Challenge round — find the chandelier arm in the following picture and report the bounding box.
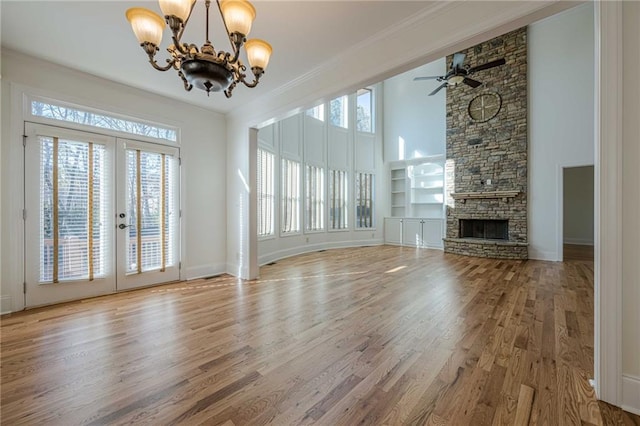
[178,69,194,91]
[224,81,237,98]
[177,1,198,40]
[239,67,264,88]
[216,0,242,60]
[171,34,190,55]
[149,59,175,72]
[141,42,174,71]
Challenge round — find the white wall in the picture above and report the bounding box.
[563,166,594,245]
[383,58,446,161]
[622,0,640,399]
[0,51,227,312]
[528,4,595,261]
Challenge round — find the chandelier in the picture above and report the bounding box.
[126,0,272,98]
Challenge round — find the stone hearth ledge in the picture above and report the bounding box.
[443,238,528,246]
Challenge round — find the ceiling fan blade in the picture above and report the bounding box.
[463,77,482,88]
[452,52,466,70]
[468,58,506,74]
[413,76,441,81]
[428,82,448,96]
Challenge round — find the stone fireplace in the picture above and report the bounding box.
[443,27,529,260]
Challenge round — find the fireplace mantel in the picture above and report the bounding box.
[450,190,520,203]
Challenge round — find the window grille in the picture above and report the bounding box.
[355,172,374,228]
[329,169,348,229]
[281,159,301,233]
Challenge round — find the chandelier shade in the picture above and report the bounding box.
[126,8,166,47]
[125,0,272,98]
[158,0,195,22]
[220,0,256,36]
[245,39,272,70]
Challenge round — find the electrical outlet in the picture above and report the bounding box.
[486,179,492,185]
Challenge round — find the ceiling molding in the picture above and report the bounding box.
[228,1,580,128]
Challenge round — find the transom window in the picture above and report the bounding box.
[30,96,178,142]
[329,95,348,128]
[356,88,374,133]
[305,104,325,122]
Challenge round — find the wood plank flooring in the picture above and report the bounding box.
[563,244,594,262]
[2,246,639,425]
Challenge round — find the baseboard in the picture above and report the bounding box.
[258,239,385,266]
[622,375,640,415]
[528,248,559,261]
[563,238,594,246]
[225,262,249,279]
[1,295,13,315]
[185,263,227,281]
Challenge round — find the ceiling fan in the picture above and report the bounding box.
[414,53,506,96]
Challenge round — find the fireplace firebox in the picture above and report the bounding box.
[459,219,508,240]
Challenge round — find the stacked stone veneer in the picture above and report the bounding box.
[443,27,528,260]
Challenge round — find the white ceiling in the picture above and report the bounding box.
[1,1,434,115]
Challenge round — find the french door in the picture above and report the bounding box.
[115,139,180,291]
[24,123,180,307]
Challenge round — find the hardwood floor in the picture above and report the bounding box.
[2,246,639,425]
[563,244,594,262]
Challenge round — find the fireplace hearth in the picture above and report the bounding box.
[460,219,508,240]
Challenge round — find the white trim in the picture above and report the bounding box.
[258,239,384,267]
[185,263,227,281]
[594,0,623,406]
[1,296,13,315]
[622,375,640,415]
[528,248,558,262]
[563,238,594,246]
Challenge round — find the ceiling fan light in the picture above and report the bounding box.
[126,8,166,46]
[220,0,256,36]
[245,38,272,70]
[449,75,465,86]
[158,0,194,22]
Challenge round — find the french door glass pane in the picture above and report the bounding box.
[39,137,108,282]
[125,149,176,273]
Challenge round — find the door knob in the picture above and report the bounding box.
[118,223,130,229]
[119,213,126,218]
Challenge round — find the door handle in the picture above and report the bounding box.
[118,223,130,229]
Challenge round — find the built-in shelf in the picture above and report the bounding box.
[390,157,445,219]
[451,190,520,203]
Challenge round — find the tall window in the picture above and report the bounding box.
[305,165,324,231]
[257,149,275,237]
[355,172,374,228]
[125,149,177,273]
[329,95,348,128]
[356,88,374,133]
[281,159,301,233]
[39,137,109,282]
[305,104,325,121]
[329,169,348,230]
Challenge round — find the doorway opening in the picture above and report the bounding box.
[562,165,594,262]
